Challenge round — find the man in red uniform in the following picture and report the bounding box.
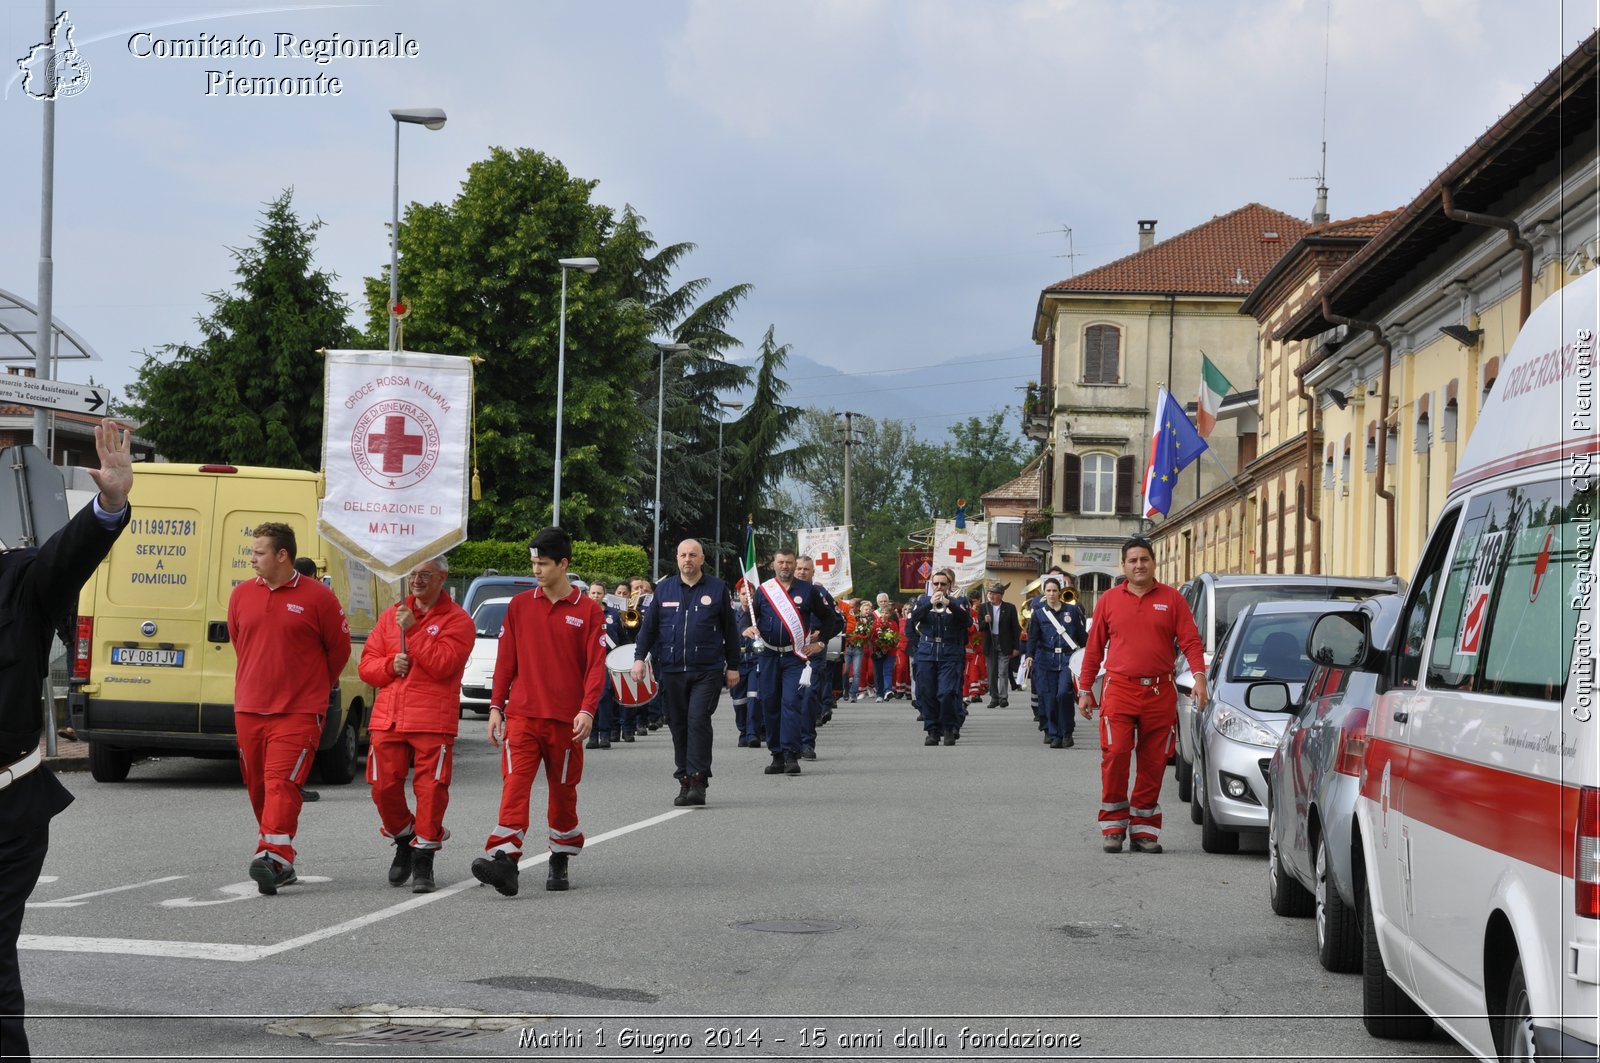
[472,527,606,896]
[358,554,474,893]
[1076,536,1207,854]
[228,522,352,894]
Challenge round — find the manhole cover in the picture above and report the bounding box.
[733,919,848,934]
[329,1025,481,1045]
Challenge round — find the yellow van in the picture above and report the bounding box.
[66,463,394,783]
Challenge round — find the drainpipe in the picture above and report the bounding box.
[1292,363,1321,573]
[1320,295,1396,577]
[1441,186,1533,326]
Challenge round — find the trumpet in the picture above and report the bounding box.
[622,592,643,630]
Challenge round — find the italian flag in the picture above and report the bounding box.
[1197,353,1232,439]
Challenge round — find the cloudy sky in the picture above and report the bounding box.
[1,0,1594,421]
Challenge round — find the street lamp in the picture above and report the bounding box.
[552,257,600,526]
[388,107,447,351]
[653,342,691,580]
[714,400,745,577]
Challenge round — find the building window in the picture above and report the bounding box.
[1441,399,1459,443]
[1081,453,1116,514]
[993,519,1022,553]
[1083,324,1121,384]
[1414,412,1431,454]
[1078,571,1113,611]
[1323,450,1335,489]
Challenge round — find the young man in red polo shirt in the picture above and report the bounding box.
[358,553,475,893]
[1076,536,1207,854]
[472,527,606,896]
[228,522,352,894]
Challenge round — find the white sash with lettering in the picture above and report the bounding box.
[1040,604,1080,652]
[760,577,813,686]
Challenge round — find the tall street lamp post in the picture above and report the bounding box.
[652,342,691,580]
[552,257,600,527]
[388,107,446,351]
[714,400,744,578]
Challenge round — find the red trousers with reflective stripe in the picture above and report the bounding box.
[368,729,454,848]
[235,711,322,866]
[486,716,584,859]
[1096,677,1177,841]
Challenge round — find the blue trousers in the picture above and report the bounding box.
[733,661,758,741]
[872,654,894,698]
[913,654,964,735]
[1035,662,1077,741]
[758,651,809,756]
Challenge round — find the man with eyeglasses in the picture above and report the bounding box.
[358,555,475,892]
[906,568,972,746]
[743,547,841,776]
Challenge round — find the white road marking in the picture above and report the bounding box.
[161,876,332,908]
[27,875,188,908]
[35,876,58,884]
[20,809,691,962]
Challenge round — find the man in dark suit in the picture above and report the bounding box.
[0,419,132,1061]
[978,582,1021,707]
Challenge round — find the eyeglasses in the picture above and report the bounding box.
[931,582,950,588]
[409,571,440,582]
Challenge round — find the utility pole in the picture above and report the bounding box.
[837,411,863,533]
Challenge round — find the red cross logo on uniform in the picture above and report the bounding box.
[367,415,425,474]
[948,539,973,563]
[817,552,836,573]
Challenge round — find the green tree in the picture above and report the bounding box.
[723,327,811,566]
[906,412,1030,520]
[126,189,357,468]
[361,147,655,541]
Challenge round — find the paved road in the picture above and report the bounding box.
[20,694,1468,1060]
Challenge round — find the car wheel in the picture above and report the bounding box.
[314,719,359,785]
[1361,879,1434,1038]
[1496,958,1534,1062]
[1316,835,1361,972]
[1268,806,1314,917]
[1199,784,1240,854]
[1175,752,1194,804]
[87,740,131,783]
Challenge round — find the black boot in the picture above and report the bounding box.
[546,852,570,891]
[924,732,941,746]
[410,849,436,893]
[470,851,519,896]
[764,754,786,775]
[673,778,691,806]
[784,755,802,775]
[685,774,707,806]
[388,832,415,886]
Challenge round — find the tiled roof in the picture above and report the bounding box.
[1044,203,1313,296]
[982,454,1042,503]
[1306,209,1400,240]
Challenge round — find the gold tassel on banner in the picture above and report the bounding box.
[469,355,485,501]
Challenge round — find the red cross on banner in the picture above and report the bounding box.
[368,415,425,474]
[948,539,973,563]
[816,552,836,573]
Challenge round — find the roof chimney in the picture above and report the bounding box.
[1137,219,1158,251]
[1312,183,1329,225]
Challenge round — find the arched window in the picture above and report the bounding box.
[1083,324,1121,384]
[1276,490,1286,574]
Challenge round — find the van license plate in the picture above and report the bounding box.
[111,648,185,667]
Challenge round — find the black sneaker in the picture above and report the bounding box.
[764,755,786,775]
[471,851,520,896]
[784,756,801,775]
[546,852,570,891]
[249,856,297,896]
[410,849,436,894]
[388,832,416,886]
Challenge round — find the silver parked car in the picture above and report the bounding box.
[1172,573,1403,803]
[1189,599,1356,854]
[1264,594,1402,972]
[459,596,513,716]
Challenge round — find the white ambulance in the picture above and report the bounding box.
[1302,278,1598,1060]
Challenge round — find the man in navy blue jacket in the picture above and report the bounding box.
[907,567,973,746]
[743,547,842,776]
[633,540,741,806]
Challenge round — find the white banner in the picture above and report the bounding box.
[796,525,852,597]
[319,349,473,578]
[932,517,989,591]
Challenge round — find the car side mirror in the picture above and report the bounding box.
[1307,611,1370,668]
[1245,681,1291,713]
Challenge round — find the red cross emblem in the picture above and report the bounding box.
[817,552,836,573]
[948,539,973,563]
[368,415,425,474]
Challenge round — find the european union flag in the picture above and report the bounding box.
[1141,386,1209,517]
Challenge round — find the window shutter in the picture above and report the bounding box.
[1115,455,1137,514]
[1083,330,1102,383]
[1061,454,1082,514]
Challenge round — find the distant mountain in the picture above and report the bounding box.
[770,344,1037,442]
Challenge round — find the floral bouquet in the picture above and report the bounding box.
[873,624,900,655]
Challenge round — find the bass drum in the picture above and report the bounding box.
[605,644,659,706]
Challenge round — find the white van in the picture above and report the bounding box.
[1302,280,1598,1060]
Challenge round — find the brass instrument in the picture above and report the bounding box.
[622,592,643,630]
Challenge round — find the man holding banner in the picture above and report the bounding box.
[743,547,841,776]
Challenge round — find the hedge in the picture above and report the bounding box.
[445,539,650,591]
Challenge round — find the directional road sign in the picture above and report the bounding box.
[0,374,109,414]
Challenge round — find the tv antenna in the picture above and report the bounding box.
[1037,224,1081,274]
